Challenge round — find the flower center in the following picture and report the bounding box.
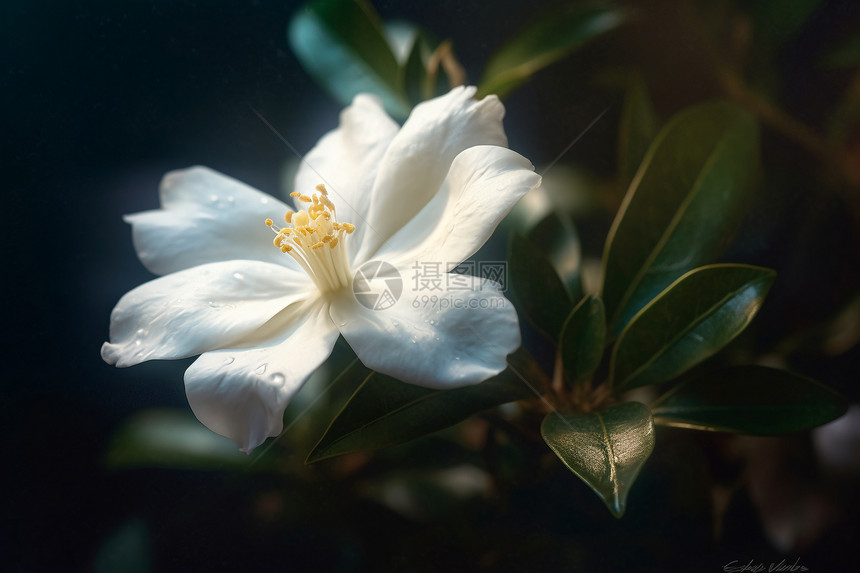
[266,183,356,293]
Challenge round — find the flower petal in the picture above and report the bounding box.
[375,145,540,270]
[293,94,399,262]
[184,301,339,452]
[101,260,313,368]
[355,86,509,263]
[126,166,294,275]
[330,280,520,389]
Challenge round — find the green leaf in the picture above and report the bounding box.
[288,0,410,118]
[307,350,540,463]
[477,4,627,99]
[104,409,252,470]
[652,366,848,434]
[823,33,860,69]
[741,0,820,55]
[541,402,655,518]
[617,78,658,189]
[601,101,760,336]
[611,264,775,390]
[402,31,428,107]
[509,232,574,341]
[527,212,584,299]
[559,294,606,387]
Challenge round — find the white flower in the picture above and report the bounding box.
[101,86,541,452]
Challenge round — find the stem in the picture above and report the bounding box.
[716,64,840,167]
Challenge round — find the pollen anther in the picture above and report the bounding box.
[264,184,356,293]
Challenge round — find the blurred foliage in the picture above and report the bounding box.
[98,0,860,568]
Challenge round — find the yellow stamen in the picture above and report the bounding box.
[264,184,356,293]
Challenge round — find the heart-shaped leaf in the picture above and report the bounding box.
[652,365,848,434]
[541,401,655,518]
[559,294,606,387]
[611,264,775,390]
[307,350,541,463]
[601,101,760,336]
[288,0,410,118]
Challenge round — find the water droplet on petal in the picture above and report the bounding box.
[209,194,219,202]
[207,301,219,308]
[227,196,235,203]
[233,272,245,281]
[271,373,285,386]
[255,364,267,375]
[222,357,235,365]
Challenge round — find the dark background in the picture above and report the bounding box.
[4,0,859,571]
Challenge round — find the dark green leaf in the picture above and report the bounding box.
[402,32,428,107]
[509,232,575,341]
[601,101,760,335]
[618,78,658,189]
[611,264,775,390]
[541,402,655,518]
[104,409,252,470]
[307,350,540,463]
[477,4,627,99]
[823,33,860,69]
[741,0,820,55]
[288,0,409,117]
[559,294,606,387]
[527,212,584,299]
[652,365,848,434]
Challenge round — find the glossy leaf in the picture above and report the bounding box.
[652,366,848,434]
[288,0,410,118]
[509,232,575,341]
[541,401,655,518]
[104,409,252,470]
[611,264,775,390]
[617,78,657,189]
[477,4,627,99]
[307,351,540,463]
[601,101,759,335]
[559,294,606,387]
[528,212,583,299]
